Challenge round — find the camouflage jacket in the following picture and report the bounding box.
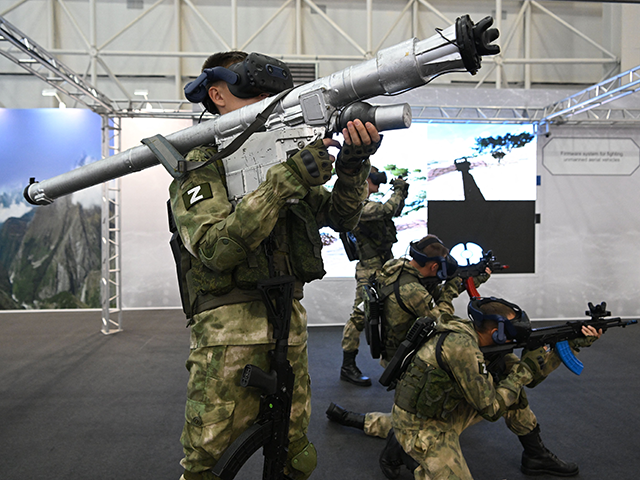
[169,145,369,348]
[393,314,535,430]
[353,187,406,261]
[378,258,460,362]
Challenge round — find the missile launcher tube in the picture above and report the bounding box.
[25,17,494,205]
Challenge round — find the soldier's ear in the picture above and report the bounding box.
[430,262,440,275]
[477,327,499,347]
[208,85,226,109]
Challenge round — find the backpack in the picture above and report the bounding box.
[362,272,419,359]
[362,277,383,358]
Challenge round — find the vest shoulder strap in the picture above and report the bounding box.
[435,331,452,375]
[377,271,420,317]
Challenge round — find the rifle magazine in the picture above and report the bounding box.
[556,340,584,376]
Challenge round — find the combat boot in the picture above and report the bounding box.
[379,429,419,479]
[325,402,365,430]
[518,425,579,477]
[340,349,371,386]
[379,430,403,480]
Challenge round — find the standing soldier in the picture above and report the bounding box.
[339,168,409,386]
[171,50,381,480]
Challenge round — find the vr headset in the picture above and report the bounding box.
[409,238,458,281]
[369,170,388,186]
[184,52,293,107]
[467,297,531,345]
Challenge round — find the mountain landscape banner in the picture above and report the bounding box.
[0,108,102,309]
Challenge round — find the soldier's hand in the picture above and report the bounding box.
[337,120,382,172]
[473,269,491,288]
[286,138,337,187]
[569,325,602,350]
[520,346,549,387]
[391,177,409,195]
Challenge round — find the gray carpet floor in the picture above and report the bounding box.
[0,309,638,480]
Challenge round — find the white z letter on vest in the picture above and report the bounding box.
[188,186,204,206]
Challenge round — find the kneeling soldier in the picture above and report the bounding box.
[384,298,600,479]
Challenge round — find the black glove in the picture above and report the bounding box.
[391,177,409,195]
[285,139,333,187]
[335,138,382,172]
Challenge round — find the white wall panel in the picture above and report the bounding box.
[451,124,640,320]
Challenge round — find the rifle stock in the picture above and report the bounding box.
[25,14,500,206]
[211,421,274,480]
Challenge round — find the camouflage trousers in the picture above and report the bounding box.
[364,411,392,439]
[341,254,388,352]
[392,403,537,479]
[180,342,314,479]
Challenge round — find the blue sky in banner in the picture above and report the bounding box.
[0,108,102,222]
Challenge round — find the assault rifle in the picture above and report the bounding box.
[481,301,638,376]
[379,316,437,388]
[211,275,296,480]
[379,302,638,388]
[25,14,499,206]
[457,250,508,298]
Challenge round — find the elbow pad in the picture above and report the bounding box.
[199,235,247,272]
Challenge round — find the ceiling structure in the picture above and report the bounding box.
[1,0,638,123]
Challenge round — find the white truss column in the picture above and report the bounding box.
[101,115,123,335]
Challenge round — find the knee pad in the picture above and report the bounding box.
[287,436,317,479]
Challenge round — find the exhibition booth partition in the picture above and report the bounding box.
[1,107,639,322]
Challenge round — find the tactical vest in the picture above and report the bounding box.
[353,213,397,261]
[394,332,465,420]
[168,145,326,320]
[379,267,439,361]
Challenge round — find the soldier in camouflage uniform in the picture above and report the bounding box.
[328,235,488,438]
[383,298,601,480]
[340,167,409,386]
[172,51,381,480]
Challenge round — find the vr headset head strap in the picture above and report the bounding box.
[184,53,293,109]
[410,238,457,281]
[467,296,531,344]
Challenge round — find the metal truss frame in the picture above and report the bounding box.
[100,116,123,335]
[1,14,124,332]
[0,15,117,114]
[538,64,640,127]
